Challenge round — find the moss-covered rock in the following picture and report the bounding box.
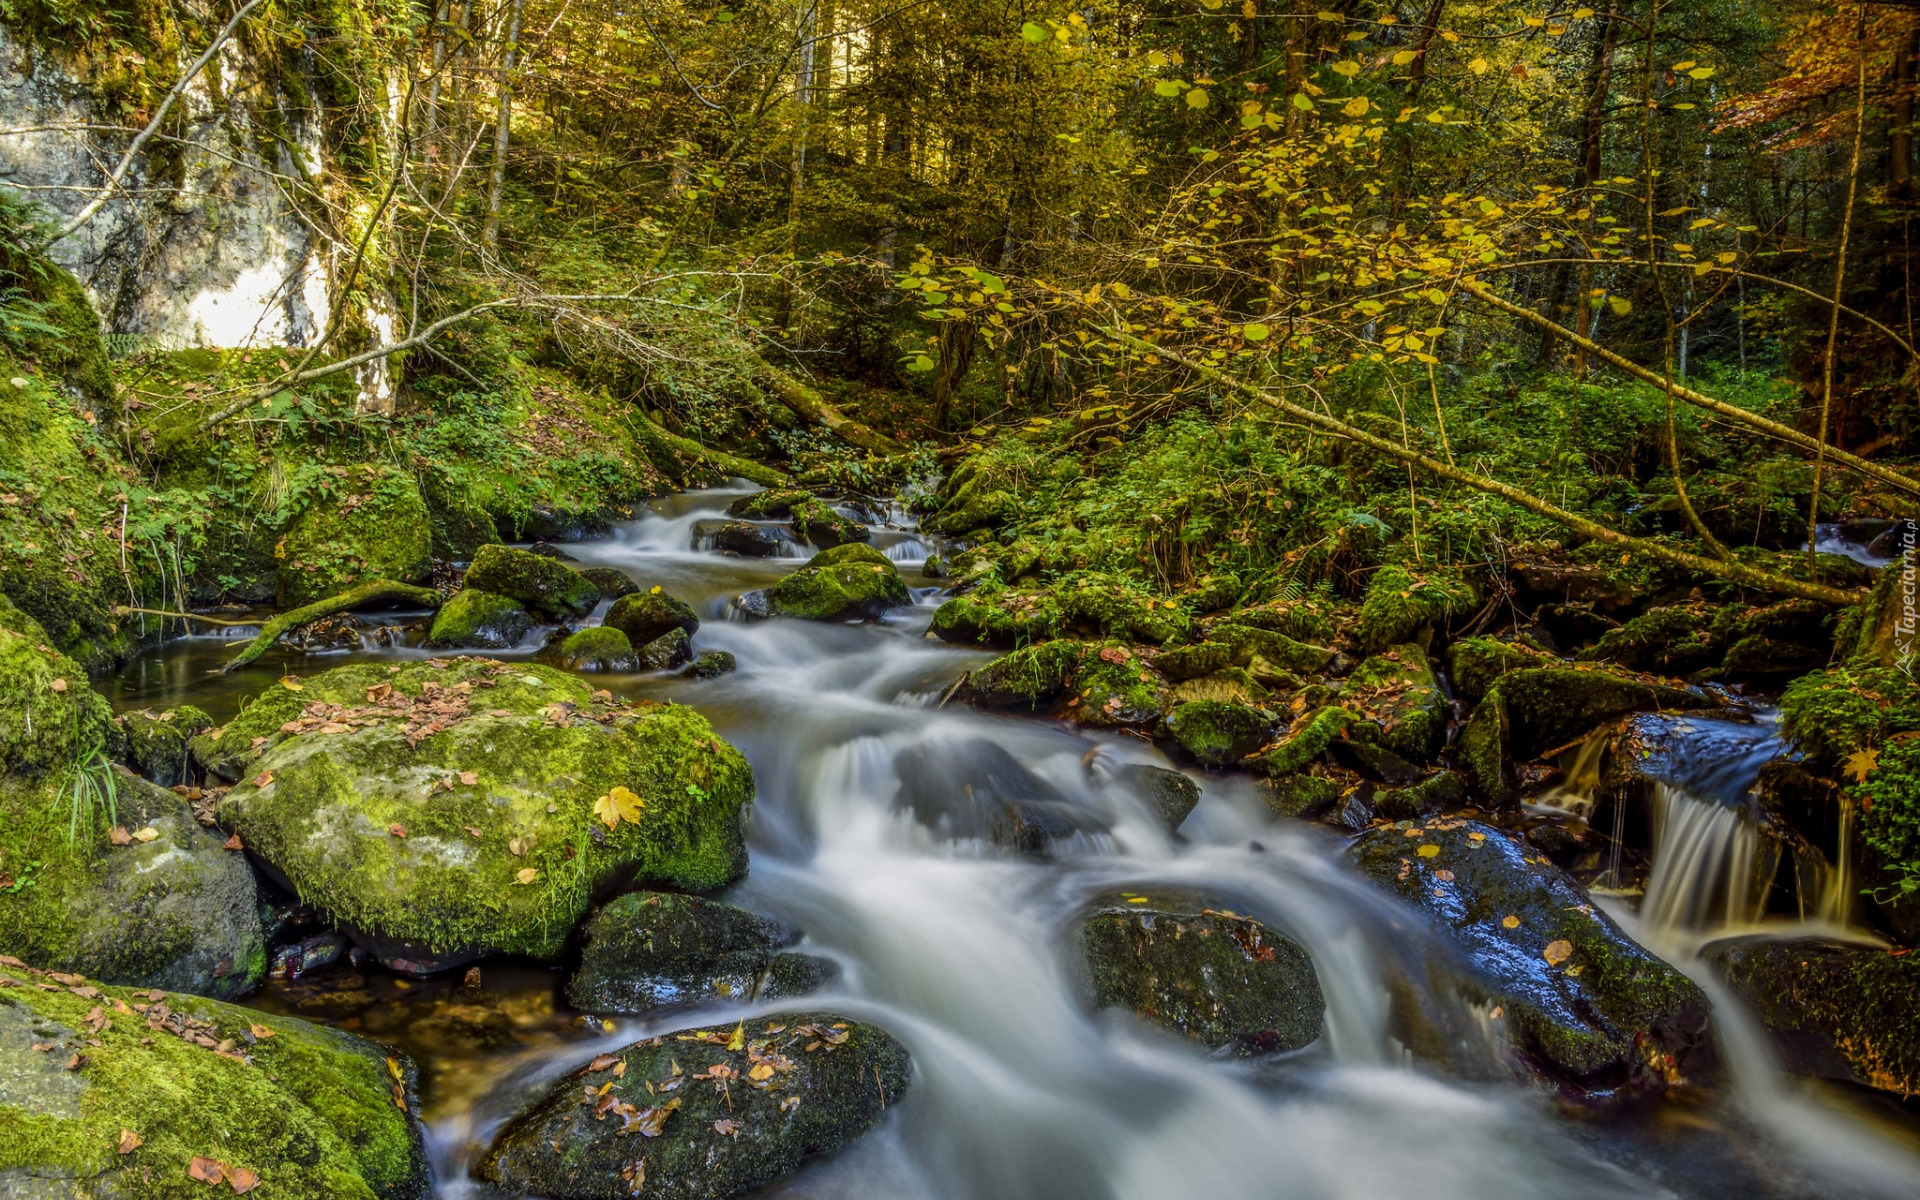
[1446,636,1553,704]
[1577,606,1724,676]
[0,597,116,777]
[477,1012,911,1200]
[1843,562,1910,667]
[1109,763,1200,832]
[790,498,869,548]
[549,626,638,672]
[1221,597,1339,645]
[697,519,786,556]
[1078,893,1324,1054]
[1064,643,1168,730]
[1371,770,1468,821]
[274,466,433,607]
[114,705,214,787]
[928,584,1062,647]
[0,971,429,1200]
[1702,936,1920,1098]
[1209,623,1334,682]
[927,486,1015,535]
[637,627,695,671]
[605,588,700,646]
[1165,701,1274,768]
[1345,644,1448,762]
[758,555,909,622]
[963,640,1083,710]
[462,544,599,620]
[727,488,815,519]
[1166,667,1268,708]
[1355,564,1480,654]
[1259,772,1344,820]
[568,892,827,1014]
[1348,819,1713,1092]
[682,651,737,680]
[578,566,639,600]
[211,661,753,970]
[808,542,893,569]
[0,769,263,999]
[1151,641,1231,682]
[423,589,536,650]
[1248,706,1352,778]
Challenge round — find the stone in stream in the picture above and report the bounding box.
[605,587,701,646]
[578,565,640,600]
[114,704,214,786]
[0,969,431,1198]
[1342,643,1449,762]
[477,1012,911,1200]
[726,487,814,519]
[893,737,1108,856]
[1701,936,1920,1098]
[789,497,871,548]
[548,626,639,672]
[637,627,695,671]
[1164,700,1275,768]
[681,650,738,679]
[274,464,433,607]
[462,543,601,620]
[568,892,834,1014]
[961,639,1082,710]
[1077,892,1324,1055]
[0,618,264,997]
[1347,818,1714,1094]
[694,518,788,557]
[1107,763,1200,832]
[424,588,537,649]
[207,660,753,972]
[741,544,909,623]
[528,539,580,561]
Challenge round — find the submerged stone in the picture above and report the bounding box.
[893,737,1107,856]
[425,588,537,650]
[0,972,429,1199]
[211,661,753,970]
[606,588,701,646]
[477,1012,911,1200]
[578,566,639,599]
[681,650,738,679]
[463,544,600,620]
[1079,893,1324,1054]
[1108,763,1200,832]
[568,892,829,1014]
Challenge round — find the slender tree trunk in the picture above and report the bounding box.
[778,0,816,332]
[482,0,525,251]
[1893,26,1917,202]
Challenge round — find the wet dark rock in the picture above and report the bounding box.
[1259,772,1343,820]
[1329,739,1425,786]
[894,738,1107,855]
[510,505,616,543]
[1371,770,1467,821]
[1109,763,1200,832]
[732,588,775,621]
[569,892,829,1014]
[1703,936,1920,1098]
[681,650,738,680]
[424,588,537,650]
[528,540,580,561]
[1320,787,1376,831]
[606,588,701,646]
[464,544,601,620]
[1512,561,1638,610]
[695,518,787,557]
[638,627,695,671]
[578,566,639,600]
[1344,643,1448,762]
[1347,819,1714,1093]
[1078,892,1324,1054]
[283,612,368,652]
[271,931,350,981]
[115,705,214,786]
[1164,700,1274,768]
[477,1012,911,1200]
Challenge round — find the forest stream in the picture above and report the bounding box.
[90,485,1920,1200]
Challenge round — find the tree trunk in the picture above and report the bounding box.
[1894,26,1917,200]
[482,0,525,250]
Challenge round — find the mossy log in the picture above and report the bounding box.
[760,363,906,457]
[216,581,443,673]
[636,412,790,487]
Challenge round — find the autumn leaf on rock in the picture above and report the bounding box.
[109,826,131,846]
[1845,746,1879,782]
[458,771,479,786]
[1501,915,1521,929]
[388,824,407,839]
[253,771,273,788]
[50,677,68,693]
[594,785,643,830]
[249,1023,275,1040]
[131,827,159,843]
[117,1128,141,1154]
[188,1157,224,1185]
[224,1165,260,1194]
[714,1118,740,1136]
[222,834,243,851]
[1542,939,1573,967]
[586,1054,619,1073]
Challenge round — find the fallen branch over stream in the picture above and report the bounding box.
[1109,329,1870,609]
[759,363,907,457]
[216,581,443,673]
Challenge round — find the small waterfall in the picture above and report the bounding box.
[1531,736,1607,818]
[1812,796,1857,927]
[1639,784,1769,938]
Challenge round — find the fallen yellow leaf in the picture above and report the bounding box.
[1416,844,1440,859]
[515,868,540,885]
[1502,915,1521,929]
[1542,939,1573,967]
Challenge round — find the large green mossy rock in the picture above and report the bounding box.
[605,588,700,646]
[1208,623,1333,682]
[1065,642,1168,730]
[962,639,1083,710]
[1702,936,1920,1098]
[568,892,830,1015]
[1458,665,1713,804]
[423,589,536,650]
[1247,706,1352,778]
[274,466,433,607]
[727,488,815,519]
[789,498,869,548]
[462,544,600,620]
[209,661,752,970]
[0,970,429,1199]
[477,1012,911,1200]
[0,770,265,999]
[1348,819,1713,1092]
[1446,636,1553,703]
[929,585,1061,646]
[114,706,214,787]
[758,552,908,622]
[0,597,115,777]
[547,626,639,672]
[1355,564,1480,654]
[1079,893,1323,1054]
[931,575,1185,648]
[1345,643,1448,761]
[1164,700,1274,768]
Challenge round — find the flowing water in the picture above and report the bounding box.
[107,486,1920,1200]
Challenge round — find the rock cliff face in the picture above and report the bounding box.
[0,17,396,405]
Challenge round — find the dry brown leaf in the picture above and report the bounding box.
[50,677,68,693]
[515,868,540,885]
[117,1128,141,1154]
[187,1157,224,1185]
[1542,939,1573,967]
[108,826,131,846]
[131,827,159,843]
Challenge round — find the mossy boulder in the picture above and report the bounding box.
[697,519,786,556]
[1209,623,1334,683]
[606,588,701,645]
[1355,564,1480,654]
[578,566,639,599]
[727,488,815,519]
[1348,819,1713,1092]
[423,589,536,650]
[756,554,909,622]
[929,584,1061,646]
[0,598,115,777]
[1222,597,1339,645]
[1248,706,1352,778]
[1371,770,1468,821]
[549,626,638,672]
[1843,563,1909,667]
[1446,636,1554,703]
[1164,701,1274,768]
[477,1012,911,1200]
[928,486,1015,535]
[210,661,753,971]
[1259,772,1344,820]
[790,498,870,548]
[1459,665,1714,805]
[1166,667,1268,709]
[1065,643,1168,730]
[568,892,829,1014]
[682,651,737,680]
[1152,641,1232,682]
[1702,936,1920,1097]
[462,544,600,620]
[1078,893,1324,1054]
[1055,574,1188,643]
[807,542,893,568]
[1344,644,1448,761]
[637,628,695,671]
[963,639,1083,710]
[114,705,214,787]
[0,971,429,1199]
[274,466,433,608]
[1577,606,1724,676]
[0,770,265,999]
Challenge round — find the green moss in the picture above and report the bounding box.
[728,488,814,519]
[1345,644,1447,761]
[789,498,868,547]
[929,584,1062,647]
[965,639,1083,710]
[1165,700,1274,767]
[808,542,892,568]
[1249,706,1351,777]
[1355,564,1480,654]
[1152,641,1231,682]
[1260,772,1344,819]
[212,661,752,960]
[1065,642,1167,728]
[550,626,637,672]
[0,975,428,1199]
[423,589,535,650]
[605,589,700,645]
[275,465,431,607]
[764,559,908,622]
[115,704,213,785]
[1167,667,1269,708]
[1577,607,1723,675]
[0,597,114,777]
[1210,622,1334,680]
[462,543,599,620]
[1446,636,1553,703]
[1779,663,1920,763]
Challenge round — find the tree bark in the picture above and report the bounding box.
[482,0,526,250]
[634,413,790,487]
[221,582,443,673]
[760,363,906,455]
